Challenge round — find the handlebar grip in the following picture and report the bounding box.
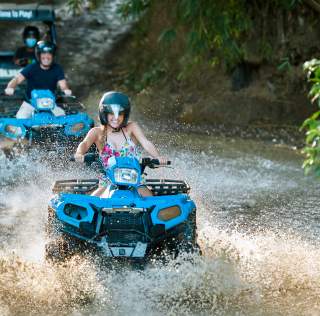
[84,153,99,163]
[142,158,171,165]
[151,159,171,165]
[150,159,160,165]
[70,153,98,163]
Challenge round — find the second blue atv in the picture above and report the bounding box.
[46,154,199,262]
[0,89,93,151]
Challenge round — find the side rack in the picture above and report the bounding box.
[0,95,24,118]
[56,98,86,115]
[52,179,99,194]
[146,179,190,196]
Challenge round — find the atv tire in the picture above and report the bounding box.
[178,208,201,255]
[45,207,71,262]
[45,239,69,262]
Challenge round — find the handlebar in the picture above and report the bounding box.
[83,153,99,164]
[56,94,76,99]
[71,155,170,168]
[141,158,171,167]
[140,158,171,173]
[0,90,75,99]
[70,153,98,163]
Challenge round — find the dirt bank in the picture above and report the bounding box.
[0,1,314,146]
[82,1,318,130]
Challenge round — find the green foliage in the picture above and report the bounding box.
[278,57,292,72]
[67,0,83,15]
[174,0,250,66]
[124,61,167,91]
[119,0,250,63]
[67,0,104,15]
[119,0,301,78]
[301,59,320,176]
[118,0,151,19]
[158,28,177,45]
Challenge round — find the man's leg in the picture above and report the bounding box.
[16,101,34,119]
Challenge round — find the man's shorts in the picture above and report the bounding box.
[16,101,65,119]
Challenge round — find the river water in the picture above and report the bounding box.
[0,128,319,316]
[1,0,320,315]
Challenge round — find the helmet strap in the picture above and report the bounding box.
[108,124,121,133]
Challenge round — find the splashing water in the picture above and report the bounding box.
[0,131,320,315]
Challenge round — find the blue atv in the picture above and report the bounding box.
[0,4,93,152]
[0,89,93,151]
[46,154,198,262]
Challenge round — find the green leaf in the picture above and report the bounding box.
[158,28,177,44]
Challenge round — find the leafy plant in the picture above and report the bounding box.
[124,61,167,91]
[118,0,151,18]
[67,0,105,15]
[278,57,292,72]
[119,0,301,74]
[67,0,84,16]
[301,59,320,176]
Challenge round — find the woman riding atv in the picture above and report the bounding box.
[74,91,167,197]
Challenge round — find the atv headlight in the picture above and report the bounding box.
[70,122,85,133]
[64,120,91,137]
[157,206,181,221]
[36,97,54,110]
[114,168,138,184]
[5,124,25,138]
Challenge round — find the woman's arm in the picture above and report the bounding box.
[74,128,98,162]
[130,122,167,163]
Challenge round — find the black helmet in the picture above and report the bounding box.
[35,41,56,61]
[99,91,131,127]
[23,25,40,40]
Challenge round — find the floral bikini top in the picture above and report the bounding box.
[100,128,140,168]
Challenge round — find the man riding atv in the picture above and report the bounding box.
[14,25,40,67]
[0,4,93,151]
[4,41,71,118]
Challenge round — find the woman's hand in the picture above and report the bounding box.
[156,156,168,165]
[74,153,84,163]
[74,127,98,163]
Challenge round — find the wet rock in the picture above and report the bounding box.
[242,199,257,209]
[88,17,105,27]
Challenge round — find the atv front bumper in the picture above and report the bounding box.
[49,193,196,259]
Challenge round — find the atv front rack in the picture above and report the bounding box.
[52,179,99,194]
[0,96,86,118]
[56,99,86,115]
[146,179,190,196]
[52,178,190,196]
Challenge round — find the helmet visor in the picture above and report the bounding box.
[102,103,125,119]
